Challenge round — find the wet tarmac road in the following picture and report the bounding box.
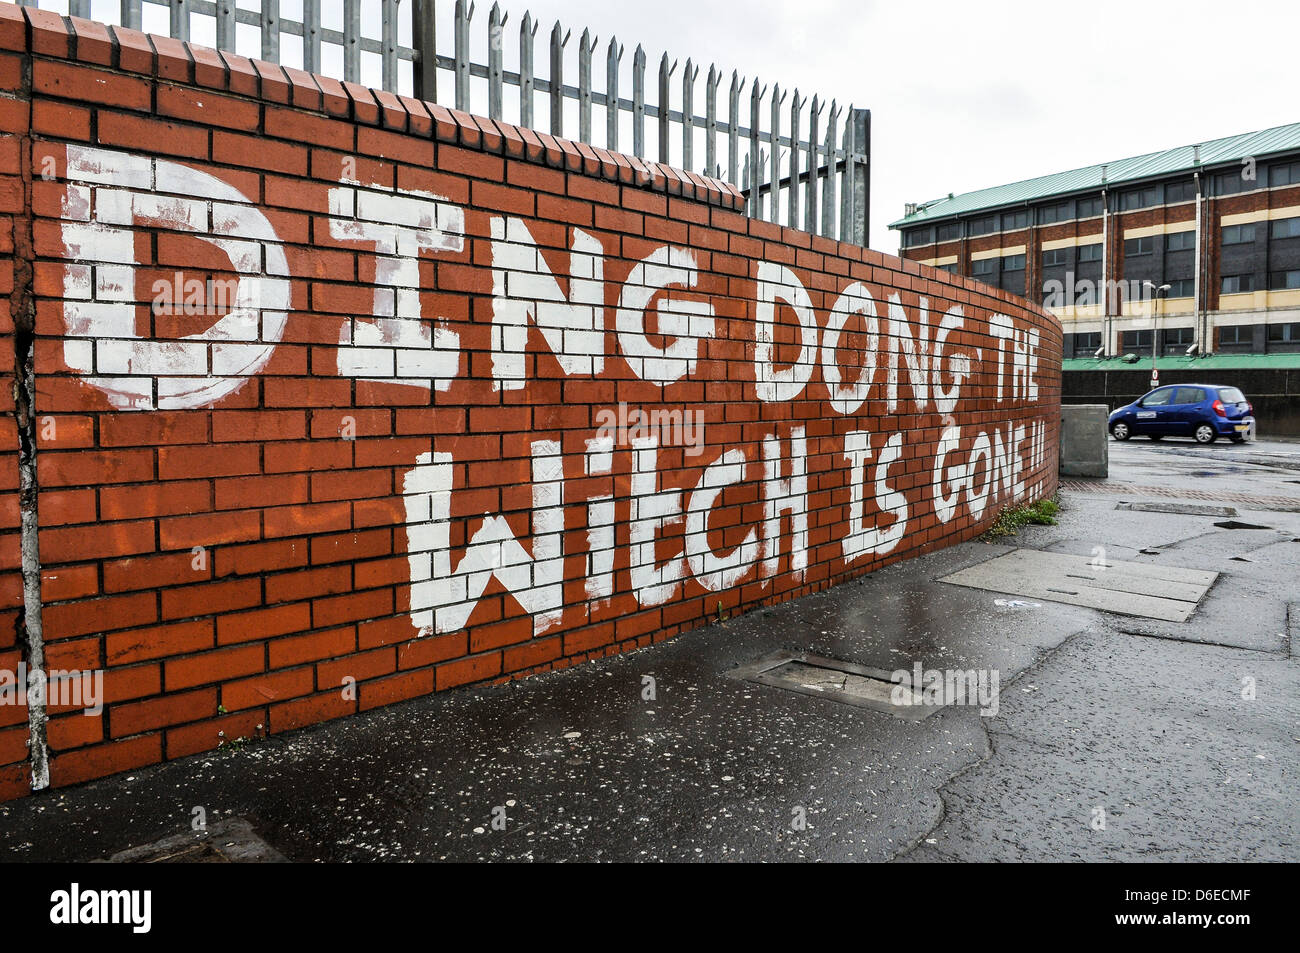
[1,438,1296,862]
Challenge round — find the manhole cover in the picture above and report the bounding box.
[728,651,936,720]
[1115,502,1239,517]
[940,549,1217,623]
[101,818,287,864]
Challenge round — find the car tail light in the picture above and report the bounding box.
[1212,399,1227,417]
[1247,402,1253,414]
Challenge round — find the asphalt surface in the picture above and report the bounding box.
[1,436,1296,862]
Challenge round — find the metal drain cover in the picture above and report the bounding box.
[1115,501,1238,517]
[729,650,936,720]
[940,549,1217,623]
[100,817,287,864]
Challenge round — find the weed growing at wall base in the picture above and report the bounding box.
[982,497,1060,539]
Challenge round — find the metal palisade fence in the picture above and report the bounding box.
[23,0,870,244]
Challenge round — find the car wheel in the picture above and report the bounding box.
[1194,423,1217,444]
[1111,422,1130,440]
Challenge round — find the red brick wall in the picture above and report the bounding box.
[0,9,27,799]
[0,3,1061,799]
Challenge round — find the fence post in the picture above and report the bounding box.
[454,0,474,111]
[632,45,646,159]
[769,85,785,222]
[705,64,719,178]
[578,29,596,144]
[606,38,623,152]
[681,59,698,173]
[488,3,508,119]
[303,0,321,76]
[550,22,570,137]
[120,0,143,31]
[748,81,764,217]
[412,0,436,101]
[657,53,676,165]
[727,71,742,186]
[788,89,803,228]
[170,0,189,43]
[381,0,399,92]
[213,1,234,51]
[344,0,362,85]
[848,107,870,246]
[805,95,821,234]
[821,101,840,240]
[519,13,537,128]
[259,0,281,63]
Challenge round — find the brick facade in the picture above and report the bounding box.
[0,3,1060,800]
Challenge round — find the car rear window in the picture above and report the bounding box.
[1218,387,1246,403]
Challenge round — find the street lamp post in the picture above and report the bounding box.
[1146,281,1171,390]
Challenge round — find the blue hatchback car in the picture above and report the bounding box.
[1109,384,1255,444]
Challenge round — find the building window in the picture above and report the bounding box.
[972,257,995,276]
[1002,253,1025,271]
[1166,278,1195,298]
[1270,216,1300,240]
[1164,181,1197,203]
[1221,274,1255,294]
[1218,325,1252,346]
[1122,329,1154,349]
[1042,248,1068,267]
[1077,242,1102,262]
[1162,327,1195,354]
[1071,332,1101,355]
[968,216,996,237]
[1269,270,1300,290]
[1270,161,1300,188]
[1268,322,1300,343]
[1037,202,1072,225]
[1221,223,1256,245]
[904,228,933,247]
[1002,210,1029,231]
[936,262,958,274]
[1213,169,1252,195]
[1165,230,1195,251]
[1076,196,1103,218]
[1122,187,1157,210]
[936,222,961,242]
[1124,236,1154,256]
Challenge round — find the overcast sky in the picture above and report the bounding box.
[70,0,1300,251]
[494,0,1298,251]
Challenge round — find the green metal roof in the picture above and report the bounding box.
[1064,353,1300,372]
[890,121,1300,229]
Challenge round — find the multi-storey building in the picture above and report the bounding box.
[890,123,1300,360]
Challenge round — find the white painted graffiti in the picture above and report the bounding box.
[60,145,291,410]
[51,147,1053,640]
[327,178,465,391]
